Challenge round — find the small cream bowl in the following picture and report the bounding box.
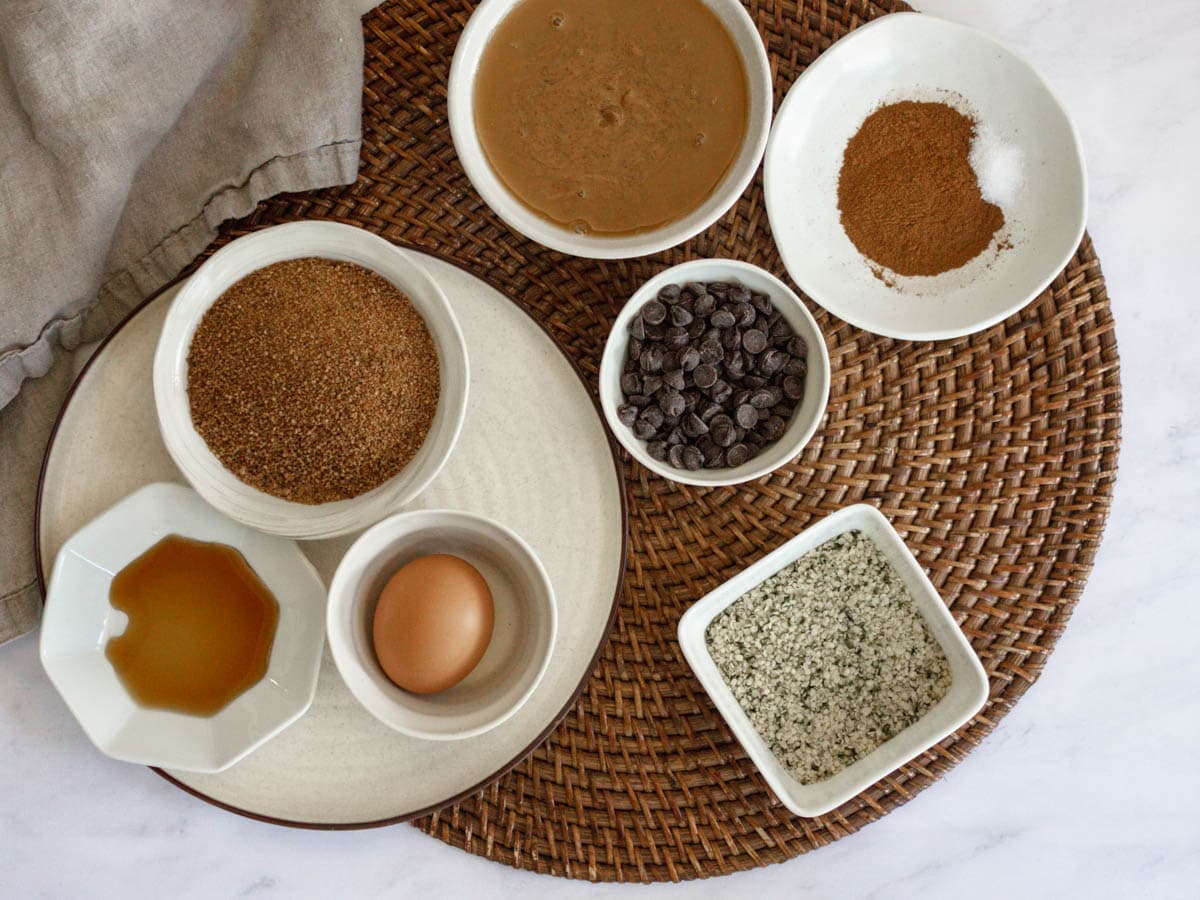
[599,259,831,487]
[152,221,469,540]
[447,0,774,259]
[326,509,557,741]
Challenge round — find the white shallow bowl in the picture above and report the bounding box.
[599,259,831,487]
[153,221,469,540]
[764,12,1087,340]
[447,0,773,259]
[678,503,989,817]
[39,482,326,773]
[327,509,557,740]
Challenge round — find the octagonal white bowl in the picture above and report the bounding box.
[764,12,1087,340]
[39,482,326,773]
[153,221,469,540]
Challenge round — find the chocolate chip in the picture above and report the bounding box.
[736,302,756,327]
[679,346,700,371]
[647,440,668,461]
[684,281,707,297]
[750,292,771,314]
[698,341,723,365]
[664,369,686,390]
[711,308,736,329]
[725,350,746,378]
[699,401,723,422]
[763,415,787,441]
[709,380,732,403]
[749,388,777,409]
[642,300,667,325]
[787,336,807,358]
[708,281,731,296]
[742,374,767,388]
[693,363,718,388]
[694,293,716,317]
[735,403,758,429]
[784,357,807,376]
[682,412,709,437]
[712,418,737,448]
[666,426,686,446]
[628,393,652,408]
[639,345,665,373]
[665,326,690,349]
[742,329,768,353]
[770,317,792,340]
[629,317,645,341]
[620,373,641,395]
[639,406,664,429]
[659,389,686,418]
[628,338,643,361]
[720,327,741,350]
[670,306,693,327]
[633,419,657,440]
[726,443,750,467]
[682,446,703,470]
[667,444,686,468]
[658,284,681,303]
[617,404,638,426]
[759,348,787,376]
[783,375,805,400]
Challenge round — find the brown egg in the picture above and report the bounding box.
[372,554,494,694]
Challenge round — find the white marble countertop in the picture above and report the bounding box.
[4,1,1198,896]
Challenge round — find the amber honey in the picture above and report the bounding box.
[106,535,279,717]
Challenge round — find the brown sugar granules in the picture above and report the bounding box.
[837,100,1005,277]
[187,257,440,505]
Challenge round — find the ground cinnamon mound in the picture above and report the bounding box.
[837,100,1004,277]
[187,257,440,505]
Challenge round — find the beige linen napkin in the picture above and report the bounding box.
[0,0,377,643]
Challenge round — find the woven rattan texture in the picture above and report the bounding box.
[210,0,1122,881]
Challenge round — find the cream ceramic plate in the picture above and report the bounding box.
[37,252,626,826]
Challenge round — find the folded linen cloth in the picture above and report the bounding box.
[0,0,377,643]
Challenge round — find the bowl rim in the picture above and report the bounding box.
[37,481,326,773]
[677,502,990,817]
[326,507,559,741]
[446,0,775,259]
[151,221,470,539]
[598,258,832,487]
[762,11,1089,341]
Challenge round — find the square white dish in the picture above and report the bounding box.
[677,503,988,817]
[39,482,326,773]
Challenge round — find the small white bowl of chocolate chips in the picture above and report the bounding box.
[599,259,830,487]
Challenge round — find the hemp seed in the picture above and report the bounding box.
[705,530,952,785]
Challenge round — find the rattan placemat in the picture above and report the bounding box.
[206,0,1121,881]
